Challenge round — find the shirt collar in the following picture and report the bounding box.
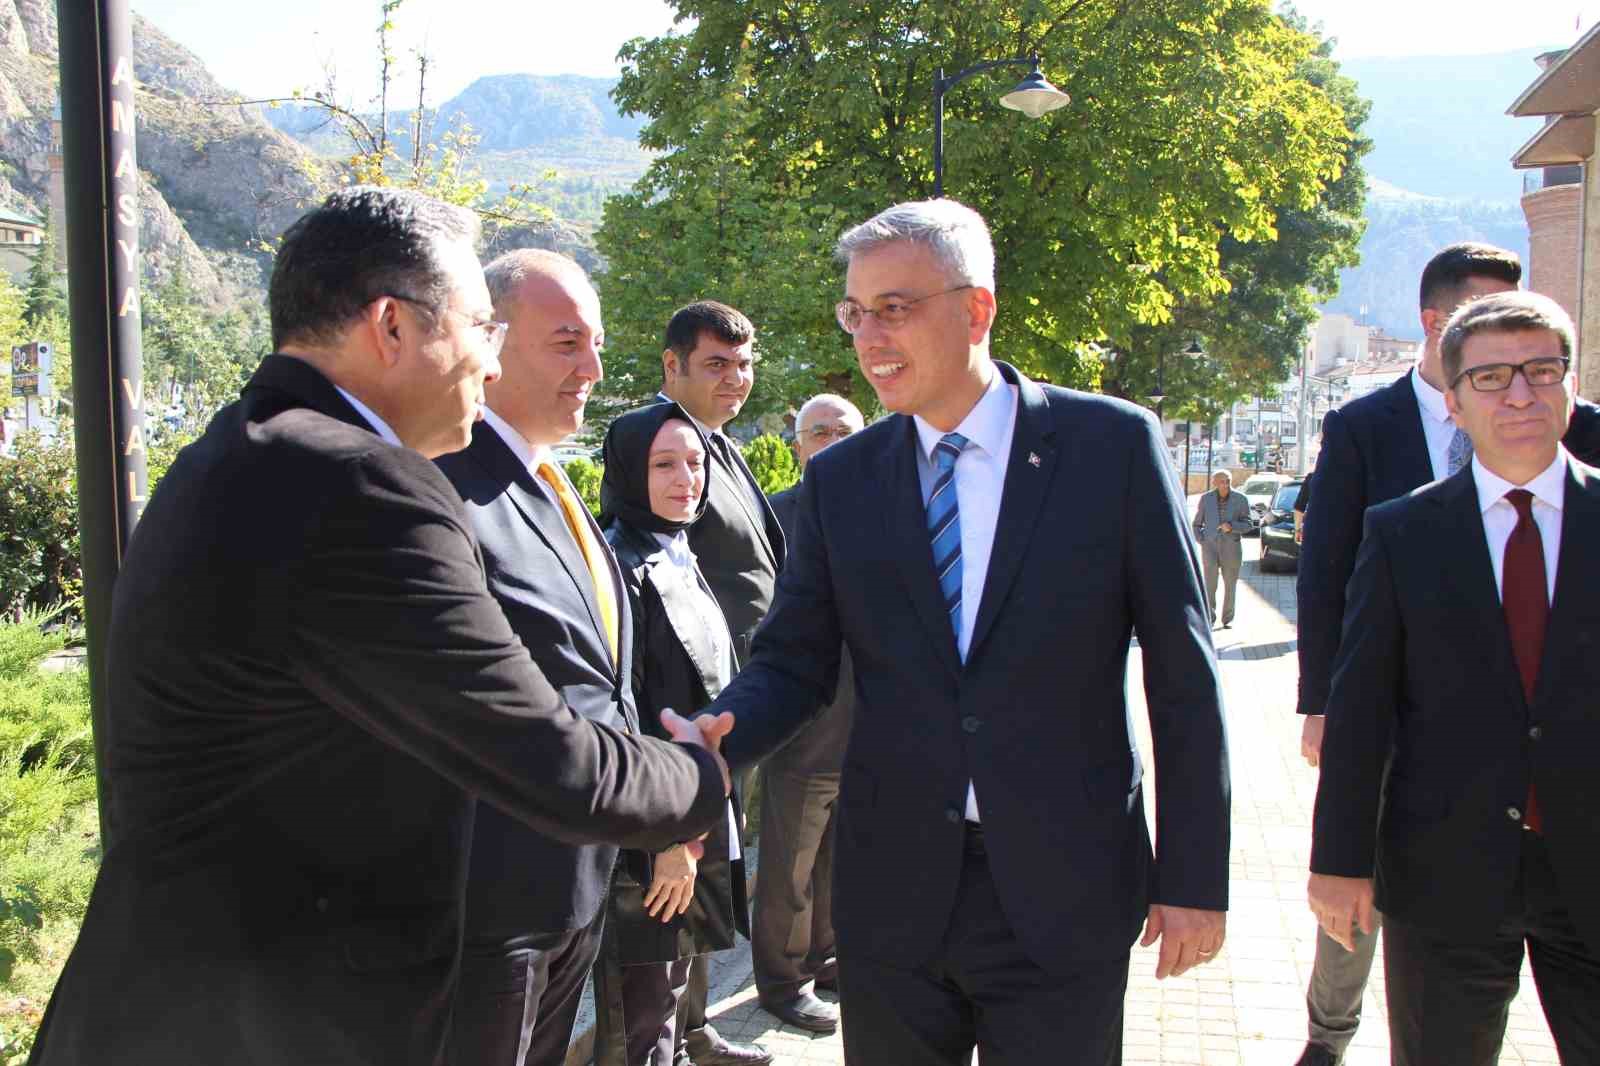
[1471,445,1569,516]
[334,386,402,447]
[652,530,695,568]
[1410,365,1452,426]
[912,363,1014,461]
[481,406,550,474]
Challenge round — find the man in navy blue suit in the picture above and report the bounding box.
[689,199,1231,1065]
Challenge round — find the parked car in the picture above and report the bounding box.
[1258,480,1305,573]
[1237,472,1292,536]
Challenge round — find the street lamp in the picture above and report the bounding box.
[932,54,1070,197]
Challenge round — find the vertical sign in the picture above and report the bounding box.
[60,0,147,847]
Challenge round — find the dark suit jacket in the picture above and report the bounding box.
[605,521,749,963]
[1297,373,1600,716]
[27,356,725,1066]
[434,421,636,942]
[715,362,1230,974]
[764,485,853,774]
[654,395,786,664]
[1311,459,1600,955]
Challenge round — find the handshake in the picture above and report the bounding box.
[660,708,736,795]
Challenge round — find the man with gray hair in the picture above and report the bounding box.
[692,199,1231,1064]
[1309,290,1600,1063]
[1192,469,1252,629]
[752,392,865,1034]
[434,248,640,1066]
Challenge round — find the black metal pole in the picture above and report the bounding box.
[60,0,147,849]
[933,70,945,198]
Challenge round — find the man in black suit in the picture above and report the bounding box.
[1291,242,1600,1066]
[433,249,631,1066]
[751,393,864,1035]
[23,188,729,1066]
[691,199,1230,1065]
[652,300,782,1066]
[1309,290,1600,1064]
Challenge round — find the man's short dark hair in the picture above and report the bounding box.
[1439,290,1575,385]
[1418,243,1521,313]
[663,301,754,370]
[269,186,481,351]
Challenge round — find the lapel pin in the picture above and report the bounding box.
[1028,452,1041,467]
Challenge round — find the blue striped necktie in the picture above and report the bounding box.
[927,432,969,647]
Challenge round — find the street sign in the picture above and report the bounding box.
[10,342,52,396]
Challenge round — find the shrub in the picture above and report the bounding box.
[741,433,799,496]
[562,456,602,517]
[0,608,99,1064]
[0,434,81,617]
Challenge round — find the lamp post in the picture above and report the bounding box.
[932,54,1070,197]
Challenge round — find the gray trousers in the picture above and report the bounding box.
[1201,538,1243,625]
[751,769,839,1004]
[1306,913,1383,1058]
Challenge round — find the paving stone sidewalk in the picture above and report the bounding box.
[679,538,1560,1066]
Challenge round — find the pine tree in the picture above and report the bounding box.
[21,207,67,328]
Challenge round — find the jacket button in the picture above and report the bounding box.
[961,715,982,734]
[945,808,962,824]
[315,897,330,914]
[1507,807,1522,822]
[1528,725,1542,741]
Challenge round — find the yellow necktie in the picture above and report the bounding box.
[537,461,619,666]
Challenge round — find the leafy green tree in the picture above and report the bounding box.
[0,433,81,615]
[741,433,800,495]
[561,456,603,517]
[600,0,1357,416]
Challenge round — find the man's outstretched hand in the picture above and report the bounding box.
[660,708,736,796]
[1140,904,1226,979]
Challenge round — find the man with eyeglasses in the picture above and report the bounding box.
[1291,243,1600,1066]
[434,249,646,1066]
[1308,290,1600,1064]
[23,188,730,1066]
[751,393,864,1035]
[689,199,1229,1065]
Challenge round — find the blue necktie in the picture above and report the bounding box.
[927,432,968,646]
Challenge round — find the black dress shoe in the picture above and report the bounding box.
[687,1037,775,1066]
[1294,1043,1339,1066]
[761,990,840,1033]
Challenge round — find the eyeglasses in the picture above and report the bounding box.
[835,285,974,334]
[1451,355,1570,393]
[802,423,856,443]
[389,294,510,357]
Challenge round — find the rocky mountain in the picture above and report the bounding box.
[0,0,325,306]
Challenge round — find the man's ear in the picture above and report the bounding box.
[967,287,997,344]
[662,348,679,380]
[364,297,407,369]
[1443,383,1461,420]
[1420,306,1445,340]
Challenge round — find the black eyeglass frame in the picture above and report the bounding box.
[1450,355,1571,393]
[835,284,975,334]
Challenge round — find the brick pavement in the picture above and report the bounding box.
[688,538,1561,1066]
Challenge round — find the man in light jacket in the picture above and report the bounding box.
[1193,470,1252,629]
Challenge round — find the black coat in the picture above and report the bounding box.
[1297,373,1600,716]
[716,362,1230,975]
[604,520,751,963]
[1312,459,1600,955]
[25,356,725,1066]
[434,420,637,942]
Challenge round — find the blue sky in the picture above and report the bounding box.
[131,0,1586,104]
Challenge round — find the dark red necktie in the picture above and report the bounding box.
[1501,489,1546,833]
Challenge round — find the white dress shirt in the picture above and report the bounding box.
[334,386,402,447]
[1411,367,1464,482]
[1472,448,1567,605]
[912,364,1018,822]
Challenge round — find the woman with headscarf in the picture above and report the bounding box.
[590,401,751,1066]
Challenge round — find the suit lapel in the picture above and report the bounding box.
[1435,467,1527,714]
[1383,374,1437,491]
[711,441,780,571]
[468,424,617,682]
[645,556,729,703]
[1534,460,1600,710]
[967,366,1057,660]
[885,416,964,676]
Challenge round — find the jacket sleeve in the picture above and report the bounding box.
[285,447,726,854]
[1310,507,1403,877]
[1123,412,1232,911]
[1297,407,1368,716]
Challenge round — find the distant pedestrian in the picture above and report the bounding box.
[1192,470,1251,628]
